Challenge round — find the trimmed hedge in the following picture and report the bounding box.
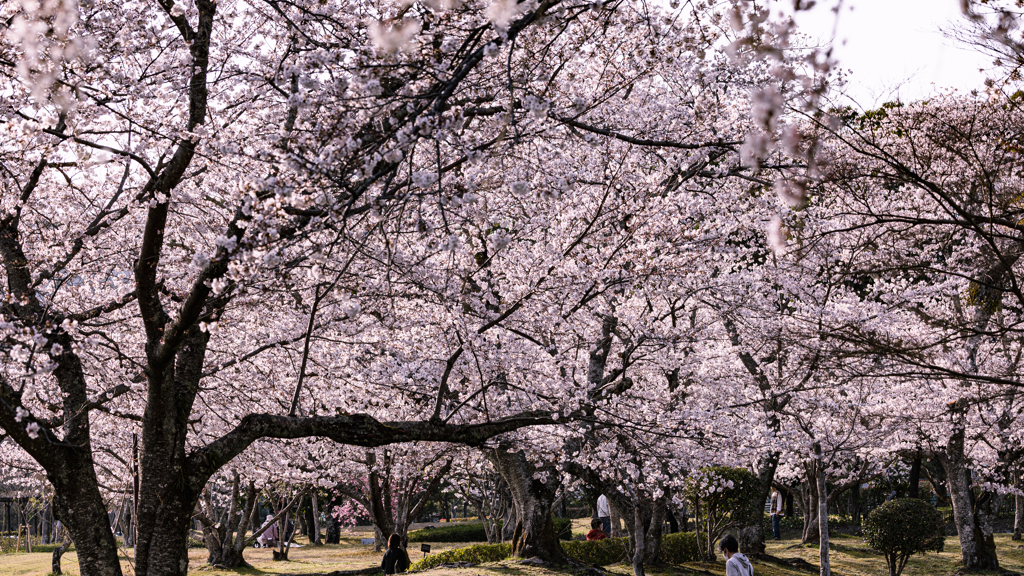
[563,537,630,565]
[409,543,512,571]
[562,533,700,566]
[406,530,700,569]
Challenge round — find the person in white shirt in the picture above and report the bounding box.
[769,487,785,540]
[720,534,753,576]
[596,494,611,535]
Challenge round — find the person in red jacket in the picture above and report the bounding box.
[586,518,608,541]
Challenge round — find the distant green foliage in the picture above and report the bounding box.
[32,543,75,554]
[408,543,512,571]
[553,518,572,540]
[408,518,571,543]
[862,498,945,576]
[407,523,491,543]
[760,512,804,534]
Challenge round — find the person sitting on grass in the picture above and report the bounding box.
[586,518,608,541]
[719,534,752,576]
[381,533,411,574]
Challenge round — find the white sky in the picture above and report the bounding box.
[776,0,993,108]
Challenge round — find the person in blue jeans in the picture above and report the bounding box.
[769,487,785,540]
[597,494,611,534]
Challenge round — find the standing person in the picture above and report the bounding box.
[719,534,753,576]
[769,487,785,541]
[586,519,608,541]
[597,494,611,535]
[381,533,410,575]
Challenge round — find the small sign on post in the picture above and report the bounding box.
[420,544,431,559]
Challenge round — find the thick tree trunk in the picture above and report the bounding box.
[609,502,625,538]
[311,492,323,545]
[487,446,564,562]
[798,470,820,544]
[502,500,517,541]
[908,458,921,499]
[136,489,198,576]
[325,494,342,544]
[300,500,310,538]
[940,446,1000,570]
[51,460,125,576]
[134,329,212,576]
[738,455,778,555]
[636,493,666,569]
[603,488,666,572]
[198,473,260,569]
[365,451,396,552]
[204,540,249,569]
[631,504,646,576]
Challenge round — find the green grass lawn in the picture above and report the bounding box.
[2,523,1023,576]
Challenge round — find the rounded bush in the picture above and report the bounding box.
[660,532,700,564]
[862,498,945,576]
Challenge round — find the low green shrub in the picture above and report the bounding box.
[660,532,700,564]
[408,543,512,571]
[862,498,945,576]
[562,537,629,566]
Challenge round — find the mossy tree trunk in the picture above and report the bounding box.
[487,446,564,563]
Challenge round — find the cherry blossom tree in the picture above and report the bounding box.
[0,0,787,574]
[783,94,1024,571]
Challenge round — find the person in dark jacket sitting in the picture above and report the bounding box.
[381,533,410,574]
